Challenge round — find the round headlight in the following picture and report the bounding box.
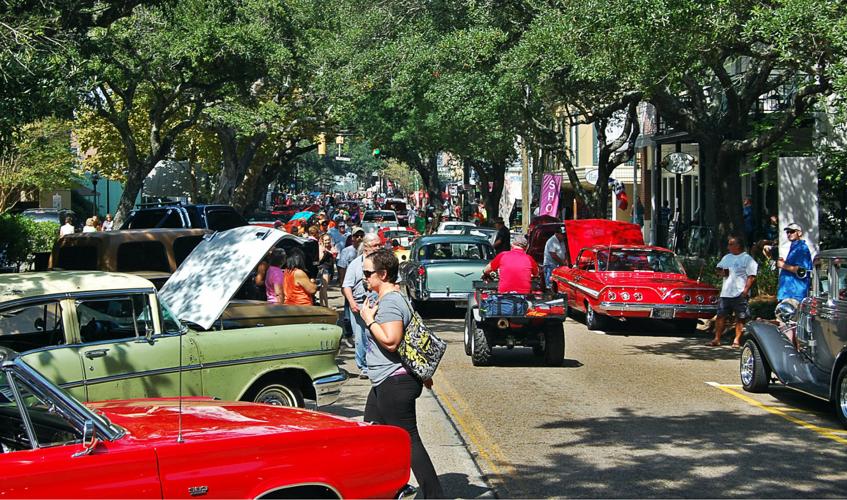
[608,291,617,300]
[633,292,643,301]
[696,295,704,304]
[683,294,692,303]
[621,292,631,301]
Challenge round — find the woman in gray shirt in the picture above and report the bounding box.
[359,249,444,498]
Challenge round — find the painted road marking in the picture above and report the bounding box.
[707,382,847,445]
[434,377,515,496]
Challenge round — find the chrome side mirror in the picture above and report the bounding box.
[72,420,99,458]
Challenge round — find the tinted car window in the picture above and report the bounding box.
[116,242,169,272]
[206,209,247,231]
[363,211,397,222]
[421,242,493,260]
[173,236,204,267]
[55,246,98,270]
[123,209,183,229]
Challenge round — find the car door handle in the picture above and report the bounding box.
[84,349,109,359]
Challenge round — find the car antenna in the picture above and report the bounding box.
[696,259,706,283]
[177,316,185,443]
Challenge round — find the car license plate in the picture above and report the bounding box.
[651,308,674,319]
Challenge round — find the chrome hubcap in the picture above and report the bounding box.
[255,385,297,407]
[840,376,847,419]
[740,345,754,386]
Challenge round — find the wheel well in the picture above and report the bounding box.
[743,336,773,376]
[829,350,847,401]
[257,485,339,499]
[241,369,315,402]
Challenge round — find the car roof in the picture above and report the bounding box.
[0,271,156,303]
[58,228,209,242]
[818,249,847,259]
[417,235,492,245]
[584,244,672,252]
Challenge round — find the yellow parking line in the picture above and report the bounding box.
[433,377,515,495]
[707,382,847,445]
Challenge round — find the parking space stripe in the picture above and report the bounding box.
[433,377,515,496]
[706,382,847,445]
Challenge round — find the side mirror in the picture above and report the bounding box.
[72,420,99,458]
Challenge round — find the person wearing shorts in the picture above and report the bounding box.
[709,236,757,347]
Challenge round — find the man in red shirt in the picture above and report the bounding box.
[482,235,539,293]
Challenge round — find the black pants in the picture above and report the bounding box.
[364,374,444,499]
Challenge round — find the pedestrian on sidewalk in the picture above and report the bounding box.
[709,236,757,347]
[342,233,382,378]
[317,234,338,307]
[777,222,812,302]
[358,249,444,499]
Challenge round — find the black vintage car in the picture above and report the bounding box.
[741,248,847,426]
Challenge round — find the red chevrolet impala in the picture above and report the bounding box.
[0,357,414,499]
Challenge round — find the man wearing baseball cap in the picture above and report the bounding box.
[777,222,812,301]
[482,234,539,294]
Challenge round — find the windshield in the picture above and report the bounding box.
[420,242,494,260]
[596,249,683,273]
[363,211,397,222]
[384,230,415,239]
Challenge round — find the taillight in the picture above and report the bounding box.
[710,296,718,304]
[633,292,643,301]
[683,294,691,303]
[418,266,426,277]
[607,291,617,300]
[620,292,630,301]
[696,295,704,304]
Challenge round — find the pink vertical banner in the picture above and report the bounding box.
[539,173,561,216]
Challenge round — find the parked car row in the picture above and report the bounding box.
[0,224,416,497]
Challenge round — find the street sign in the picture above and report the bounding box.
[662,152,695,174]
[585,169,599,185]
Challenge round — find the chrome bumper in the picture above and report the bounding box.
[420,291,472,301]
[599,301,717,315]
[396,485,417,499]
[313,371,348,407]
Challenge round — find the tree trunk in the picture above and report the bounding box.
[231,157,268,214]
[469,159,505,225]
[212,128,265,204]
[410,155,441,234]
[701,140,744,252]
[114,166,147,227]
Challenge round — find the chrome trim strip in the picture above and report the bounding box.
[598,302,717,314]
[81,349,337,386]
[425,292,472,300]
[553,276,600,299]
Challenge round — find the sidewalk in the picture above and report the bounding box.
[321,288,494,499]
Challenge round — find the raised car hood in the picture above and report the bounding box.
[564,220,645,265]
[88,398,366,442]
[159,226,284,330]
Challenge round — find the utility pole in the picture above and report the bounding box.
[520,136,530,233]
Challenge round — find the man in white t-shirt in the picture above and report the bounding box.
[543,227,567,287]
[709,236,758,347]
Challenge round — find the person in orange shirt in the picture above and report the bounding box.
[283,248,318,305]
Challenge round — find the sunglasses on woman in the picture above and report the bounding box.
[363,269,376,278]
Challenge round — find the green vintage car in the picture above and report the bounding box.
[0,226,345,408]
[400,234,494,312]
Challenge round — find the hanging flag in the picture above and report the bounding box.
[540,174,562,217]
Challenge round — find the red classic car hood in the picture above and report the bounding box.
[87,398,366,442]
[564,220,644,265]
[593,272,715,290]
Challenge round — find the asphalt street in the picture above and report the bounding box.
[322,288,847,498]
